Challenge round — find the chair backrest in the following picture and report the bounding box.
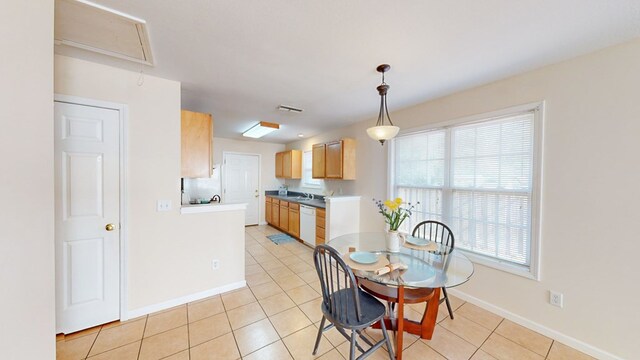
[313,244,362,324]
[412,220,455,250]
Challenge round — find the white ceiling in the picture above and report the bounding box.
[55,0,640,143]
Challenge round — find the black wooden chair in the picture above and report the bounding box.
[412,220,456,319]
[312,245,394,360]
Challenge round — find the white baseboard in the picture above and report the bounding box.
[124,280,246,320]
[447,288,622,360]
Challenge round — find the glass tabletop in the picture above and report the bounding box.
[327,232,474,289]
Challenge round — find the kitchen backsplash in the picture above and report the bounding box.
[182,165,221,204]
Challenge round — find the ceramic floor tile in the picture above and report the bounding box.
[144,306,187,338]
[246,263,264,275]
[287,284,321,305]
[298,270,320,284]
[316,349,346,360]
[480,333,544,360]
[298,297,324,323]
[190,332,240,360]
[470,349,498,360]
[251,281,285,299]
[439,314,492,347]
[260,259,286,270]
[188,312,231,347]
[282,324,332,360]
[138,325,189,360]
[233,318,280,356]
[187,296,225,323]
[446,294,466,311]
[86,341,140,360]
[495,319,552,356]
[221,287,257,310]
[319,322,347,347]
[100,316,147,330]
[269,307,313,337]
[275,274,307,290]
[288,261,315,273]
[62,325,102,342]
[89,318,146,356]
[547,341,597,360]
[422,325,477,360]
[455,303,503,331]
[56,334,96,360]
[226,301,266,329]
[160,349,189,360]
[266,266,295,278]
[246,271,274,287]
[280,255,304,266]
[259,292,297,316]
[402,340,446,360]
[244,340,293,360]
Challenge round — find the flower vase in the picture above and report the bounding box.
[386,230,401,252]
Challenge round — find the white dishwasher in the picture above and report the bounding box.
[300,205,316,247]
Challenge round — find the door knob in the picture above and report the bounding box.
[105,223,115,231]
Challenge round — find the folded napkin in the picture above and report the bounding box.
[374,262,408,276]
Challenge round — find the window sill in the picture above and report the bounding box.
[459,250,540,281]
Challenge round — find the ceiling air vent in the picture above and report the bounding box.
[55,0,154,65]
[277,105,303,113]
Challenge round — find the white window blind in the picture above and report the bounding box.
[392,109,539,272]
[302,150,322,188]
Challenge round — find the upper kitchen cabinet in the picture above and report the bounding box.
[181,110,213,178]
[312,143,326,179]
[313,138,356,180]
[275,150,302,179]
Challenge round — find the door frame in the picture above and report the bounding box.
[54,94,130,323]
[222,151,262,225]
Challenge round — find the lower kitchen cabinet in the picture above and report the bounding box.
[266,197,272,223]
[280,201,290,231]
[316,208,325,245]
[289,203,300,238]
[271,199,280,226]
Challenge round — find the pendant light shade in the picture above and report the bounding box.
[367,64,400,145]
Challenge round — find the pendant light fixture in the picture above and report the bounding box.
[367,64,400,145]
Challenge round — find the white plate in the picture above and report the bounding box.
[405,236,430,246]
[349,252,379,264]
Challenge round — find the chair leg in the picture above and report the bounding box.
[313,316,326,355]
[442,287,454,319]
[350,329,357,360]
[380,319,395,360]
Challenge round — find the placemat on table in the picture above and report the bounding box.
[342,253,390,272]
[403,240,438,252]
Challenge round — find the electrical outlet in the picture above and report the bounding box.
[157,200,172,212]
[549,290,563,308]
[212,259,220,270]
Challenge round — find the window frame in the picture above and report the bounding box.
[301,150,322,189]
[388,102,544,280]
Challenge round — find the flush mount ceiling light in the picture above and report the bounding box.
[367,64,400,145]
[242,121,280,138]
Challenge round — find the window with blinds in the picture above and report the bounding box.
[302,150,322,188]
[392,107,540,273]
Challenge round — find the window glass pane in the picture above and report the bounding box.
[302,150,322,188]
[394,130,445,188]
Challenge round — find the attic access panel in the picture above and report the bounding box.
[55,0,154,65]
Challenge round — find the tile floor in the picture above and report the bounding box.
[57,225,596,360]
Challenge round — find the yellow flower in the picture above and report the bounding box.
[383,200,393,208]
[394,197,402,205]
[385,201,399,211]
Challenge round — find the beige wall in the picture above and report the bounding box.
[287,39,640,358]
[0,1,55,358]
[55,56,245,312]
[213,137,285,223]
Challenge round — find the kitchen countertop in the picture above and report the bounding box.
[266,194,327,209]
[180,202,247,214]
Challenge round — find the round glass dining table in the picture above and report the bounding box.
[326,232,474,360]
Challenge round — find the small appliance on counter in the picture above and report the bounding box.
[278,185,288,196]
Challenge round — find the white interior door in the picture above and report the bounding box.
[224,153,260,225]
[55,101,120,334]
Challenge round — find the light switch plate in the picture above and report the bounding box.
[157,200,172,212]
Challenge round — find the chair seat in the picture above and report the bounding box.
[322,288,386,327]
[359,279,435,304]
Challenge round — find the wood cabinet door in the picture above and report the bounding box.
[275,152,284,178]
[266,199,272,224]
[325,141,343,178]
[272,202,280,225]
[289,209,300,238]
[181,110,212,178]
[283,151,292,178]
[312,144,326,178]
[280,205,289,231]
